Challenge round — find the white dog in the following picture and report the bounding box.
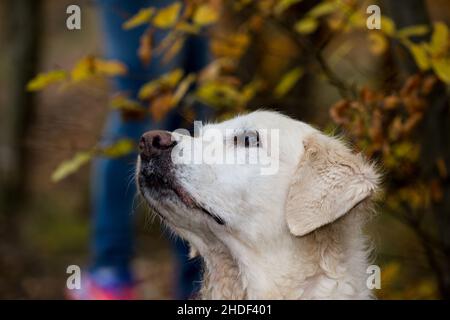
[136,111,380,299]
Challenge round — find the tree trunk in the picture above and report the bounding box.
[0,0,42,233]
[385,0,450,299]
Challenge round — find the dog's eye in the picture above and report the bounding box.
[232,130,261,148]
[244,131,260,148]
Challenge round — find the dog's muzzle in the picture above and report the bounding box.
[137,130,225,225]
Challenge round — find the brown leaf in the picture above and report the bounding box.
[402,94,426,113]
[138,28,153,66]
[403,112,423,134]
[149,92,174,121]
[421,75,438,95]
[369,109,384,146]
[383,95,401,110]
[436,157,448,178]
[360,87,377,104]
[329,100,350,125]
[430,179,444,202]
[400,74,421,97]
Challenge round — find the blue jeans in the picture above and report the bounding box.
[92,0,209,299]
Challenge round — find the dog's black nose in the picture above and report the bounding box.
[139,130,175,159]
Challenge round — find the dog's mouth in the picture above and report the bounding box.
[137,160,224,225]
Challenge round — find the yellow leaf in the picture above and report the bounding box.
[241,78,263,104]
[110,95,145,112]
[211,32,250,59]
[193,4,218,26]
[175,22,200,34]
[122,7,155,30]
[368,32,388,55]
[162,36,185,64]
[95,59,128,76]
[308,2,337,18]
[27,70,67,91]
[172,74,196,106]
[149,92,176,121]
[51,152,92,182]
[274,0,302,16]
[409,42,431,70]
[100,139,135,157]
[71,57,127,82]
[161,68,184,87]
[153,2,182,29]
[138,81,160,100]
[380,16,396,36]
[431,57,450,84]
[294,17,318,34]
[396,24,429,39]
[196,81,241,109]
[429,22,449,56]
[138,69,184,99]
[274,67,304,98]
[71,56,95,81]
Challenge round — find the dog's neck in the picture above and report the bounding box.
[198,214,372,299]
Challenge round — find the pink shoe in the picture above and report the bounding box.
[66,268,137,300]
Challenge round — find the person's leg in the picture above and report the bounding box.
[84,0,184,299]
[83,0,212,300]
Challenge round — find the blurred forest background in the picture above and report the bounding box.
[0,0,449,299]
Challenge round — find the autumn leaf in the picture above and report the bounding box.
[122,7,155,30]
[138,29,153,66]
[380,16,396,36]
[368,32,388,55]
[396,24,429,39]
[27,70,67,91]
[51,151,93,182]
[407,42,430,71]
[429,22,448,56]
[110,95,145,112]
[308,2,337,18]
[193,4,218,26]
[241,78,263,104]
[100,139,136,157]
[383,95,401,110]
[138,68,184,100]
[153,2,182,29]
[172,74,196,106]
[71,57,127,82]
[95,59,128,76]
[211,32,250,59]
[175,22,200,34]
[161,68,184,87]
[274,0,302,16]
[196,81,241,109]
[71,56,96,81]
[294,17,318,34]
[162,36,185,64]
[431,57,450,84]
[329,100,350,125]
[274,67,304,98]
[149,92,175,121]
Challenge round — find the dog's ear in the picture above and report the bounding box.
[285,133,379,237]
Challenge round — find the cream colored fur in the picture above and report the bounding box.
[137,111,381,300]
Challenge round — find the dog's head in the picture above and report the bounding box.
[136,111,379,253]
